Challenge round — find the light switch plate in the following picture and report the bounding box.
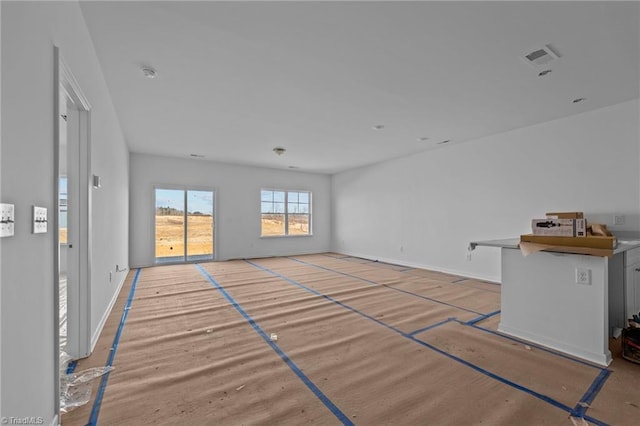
[0,203,15,237]
[33,206,48,234]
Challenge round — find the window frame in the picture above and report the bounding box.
[153,185,217,264]
[260,188,312,237]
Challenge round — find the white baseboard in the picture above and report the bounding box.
[333,250,501,284]
[90,270,128,353]
[498,322,612,367]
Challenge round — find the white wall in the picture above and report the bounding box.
[0,2,3,418]
[1,2,129,423]
[130,153,331,267]
[332,99,640,282]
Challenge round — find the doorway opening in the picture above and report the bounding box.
[155,188,215,263]
[55,47,93,415]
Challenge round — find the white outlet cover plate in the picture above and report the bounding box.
[613,215,626,226]
[33,206,47,234]
[0,203,15,237]
[575,267,591,285]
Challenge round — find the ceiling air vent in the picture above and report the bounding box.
[522,44,560,67]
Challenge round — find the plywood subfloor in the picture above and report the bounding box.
[62,254,640,425]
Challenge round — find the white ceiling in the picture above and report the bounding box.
[79,1,640,174]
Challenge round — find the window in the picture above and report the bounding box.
[59,176,68,244]
[261,189,311,236]
[155,188,215,263]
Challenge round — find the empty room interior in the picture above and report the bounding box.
[2,1,640,425]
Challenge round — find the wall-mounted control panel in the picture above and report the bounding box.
[1,203,15,237]
[33,206,48,234]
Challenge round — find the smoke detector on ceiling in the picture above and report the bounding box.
[522,44,560,67]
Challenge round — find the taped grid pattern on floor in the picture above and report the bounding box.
[62,254,640,425]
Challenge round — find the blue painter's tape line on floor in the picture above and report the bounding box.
[247,260,407,335]
[195,264,354,426]
[408,318,456,337]
[288,256,484,315]
[246,259,608,425]
[87,268,141,426]
[66,360,78,375]
[465,310,501,325]
[572,369,611,420]
[467,322,606,371]
[408,334,577,414]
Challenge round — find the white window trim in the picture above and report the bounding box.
[153,185,218,263]
[260,188,312,237]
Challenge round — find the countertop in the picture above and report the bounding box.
[470,237,640,255]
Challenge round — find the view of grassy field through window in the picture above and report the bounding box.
[155,214,213,257]
[154,188,309,259]
[261,214,309,236]
[261,189,311,236]
[155,189,214,260]
[59,176,68,244]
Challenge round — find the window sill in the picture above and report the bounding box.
[260,234,313,239]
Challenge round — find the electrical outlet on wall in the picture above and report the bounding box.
[0,203,15,237]
[575,268,591,285]
[33,206,48,234]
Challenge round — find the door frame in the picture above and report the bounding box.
[153,185,217,264]
[54,46,93,412]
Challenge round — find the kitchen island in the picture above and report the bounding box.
[470,238,640,366]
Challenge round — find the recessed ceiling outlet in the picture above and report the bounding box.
[273,147,286,156]
[288,165,299,169]
[572,97,586,104]
[417,137,430,142]
[538,69,552,77]
[522,44,560,67]
[189,153,205,158]
[372,124,385,130]
[437,139,451,145]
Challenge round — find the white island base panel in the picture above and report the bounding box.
[499,248,612,367]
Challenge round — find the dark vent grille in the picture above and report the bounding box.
[526,49,548,62]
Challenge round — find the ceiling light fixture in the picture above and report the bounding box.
[141,66,157,78]
[372,124,385,130]
[273,147,286,156]
[538,69,552,77]
[572,97,586,104]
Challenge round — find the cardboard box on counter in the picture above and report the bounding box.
[546,211,584,219]
[532,218,587,237]
[532,219,574,236]
[520,234,617,249]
